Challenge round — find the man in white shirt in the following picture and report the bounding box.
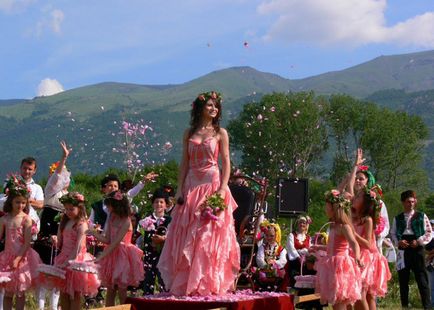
[19,157,44,230]
[391,190,432,309]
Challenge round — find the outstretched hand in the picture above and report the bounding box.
[143,172,158,183]
[60,140,72,158]
[355,148,365,167]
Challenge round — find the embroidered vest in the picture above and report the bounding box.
[395,211,425,241]
[293,232,310,250]
[91,200,107,227]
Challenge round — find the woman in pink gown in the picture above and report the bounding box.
[157,91,240,296]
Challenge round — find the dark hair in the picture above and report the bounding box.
[3,192,29,214]
[104,191,131,218]
[101,174,120,189]
[357,191,376,228]
[20,157,37,168]
[152,188,169,204]
[189,92,222,138]
[162,185,175,197]
[59,202,88,232]
[121,179,134,193]
[401,190,417,202]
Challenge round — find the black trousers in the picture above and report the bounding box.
[398,238,431,309]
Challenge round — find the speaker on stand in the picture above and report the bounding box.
[275,178,309,231]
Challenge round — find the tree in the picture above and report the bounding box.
[325,94,429,191]
[228,92,328,182]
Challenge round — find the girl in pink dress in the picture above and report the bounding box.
[313,190,362,309]
[48,192,100,310]
[352,187,391,310]
[157,91,240,296]
[88,191,144,306]
[0,176,42,310]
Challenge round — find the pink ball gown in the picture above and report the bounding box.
[368,229,391,297]
[157,136,241,296]
[315,224,362,305]
[353,222,375,290]
[51,221,100,297]
[97,215,144,288]
[0,215,42,295]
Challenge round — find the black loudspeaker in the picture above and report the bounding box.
[276,178,308,216]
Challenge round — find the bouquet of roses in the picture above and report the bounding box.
[200,193,226,221]
[138,216,157,235]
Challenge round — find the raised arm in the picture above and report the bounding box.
[217,128,231,197]
[56,140,71,174]
[45,141,72,198]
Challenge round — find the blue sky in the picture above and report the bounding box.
[1,0,434,99]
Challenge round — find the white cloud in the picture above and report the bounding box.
[50,9,64,34]
[0,0,34,13]
[37,78,64,97]
[257,0,434,48]
[35,8,64,36]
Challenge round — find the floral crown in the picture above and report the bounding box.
[3,174,31,198]
[193,91,222,107]
[59,192,85,206]
[364,184,383,221]
[296,215,312,225]
[324,189,351,214]
[259,220,282,245]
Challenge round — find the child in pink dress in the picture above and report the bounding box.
[313,190,363,309]
[352,186,391,310]
[88,190,144,306]
[0,176,42,310]
[47,192,100,310]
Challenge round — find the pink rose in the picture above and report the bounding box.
[75,193,85,202]
[331,189,340,197]
[358,165,369,171]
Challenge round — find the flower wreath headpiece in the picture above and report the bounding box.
[192,91,222,108]
[364,184,383,222]
[59,191,86,206]
[259,220,282,245]
[3,174,31,198]
[324,189,351,214]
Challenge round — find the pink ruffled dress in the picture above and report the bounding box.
[157,136,240,296]
[353,223,374,290]
[52,222,100,297]
[315,224,362,305]
[368,229,391,297]
[0,215,42,296]
[97,215,144,289]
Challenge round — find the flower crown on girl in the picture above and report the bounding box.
[192,91,222,108]
[59,192,85,206]
[364,184,383,223]
[259,220,282,245]
[324,189,351,214]
[3,174,31,198]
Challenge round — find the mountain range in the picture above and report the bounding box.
[1,49,434,185]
